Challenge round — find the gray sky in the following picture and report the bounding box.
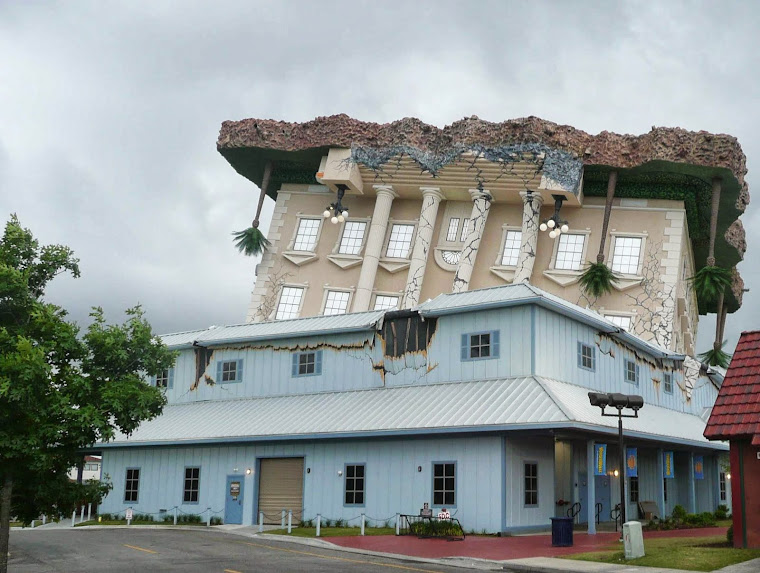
[0,0,757,353]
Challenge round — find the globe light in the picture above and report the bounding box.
[547,219,556,229]
[337,214,345,223]
[341,210,349,218]
[539,223,548,232]
[323,210,331,218]
[331,216,338,224]
[549,230,557,239]
[561,224,569,233]
[555,227,562,235]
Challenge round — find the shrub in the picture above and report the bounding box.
[210,517,223,526]
[99,513,113,521]
[133,513,153,522]
[672,505,687,521]
[715,505,729,520]
[305,519,314,528]
[334,518,345,528]
[727,524,734,545]
[324,519,333,528]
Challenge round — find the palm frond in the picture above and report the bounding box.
[698,340,732,369]
[578,262,619,298]
[232,227,270,256]
[688,266,732,305]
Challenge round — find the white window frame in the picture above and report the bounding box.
[287,217,324,253]
[552,232,588,271]
[434,202,473,272]
[493,225,523,268]
[382,221,417,260]
[607,232,647,277]
[275,284,307,320]
[334,218,370,256]
[542,229,592,288]
[372,293,401,311]
[602,311,636,331]
[320,287,353,316]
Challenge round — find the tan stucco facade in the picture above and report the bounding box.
[247,183,698,353]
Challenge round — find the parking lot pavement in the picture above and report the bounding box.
[9,528,477,573]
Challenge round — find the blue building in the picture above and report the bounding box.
[97,283,729,533]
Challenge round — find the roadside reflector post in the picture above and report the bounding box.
[173,507,177,526]
[361,513,365,536]
[316,514,321,537]
[206,508,211,527]
[395,514,400,535]
[287,510,292,534]
[71,510,76,527]
[259,512,264,532]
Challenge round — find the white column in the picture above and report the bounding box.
[402,187,445,309]
[513,191,545,283]
[352,186,398,312]
[586,440,596,535]
[688,452,697,513]
[657,448,666,518]
[452,189,492,293]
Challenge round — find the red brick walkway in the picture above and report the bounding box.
[327,527,728,561]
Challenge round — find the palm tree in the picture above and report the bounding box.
[579,170,619,298]
[233,161,273,256]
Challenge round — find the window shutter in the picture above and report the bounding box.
[491,330,500,358]
[461,334,469,360]
[576,342,582,367]
[292,353,299,377]
[216,361,222,383]
[315,350,323,375]
[236,359,244,382]
[635,364,640,385]
[168,368,174,389]
[591,347,596,370]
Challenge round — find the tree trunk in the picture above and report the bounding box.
[707,177,721,266]
[596,170,618,263]
[252,161,273,228]
[714,290,725,351]
[0,474,12,573]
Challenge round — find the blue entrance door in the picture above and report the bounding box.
[225,474,244,524]
[578,473,612,523]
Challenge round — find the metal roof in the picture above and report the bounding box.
[102,376,721,450]
[417,283,683,360]
[159,311,385,348]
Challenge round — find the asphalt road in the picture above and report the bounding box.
[9,528,476,572]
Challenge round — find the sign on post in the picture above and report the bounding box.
[437,509,451,519]
[125,508,133,520]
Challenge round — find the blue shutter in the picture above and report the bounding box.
[491,330,500,358]
[461,334,469,360]
[236,359,244,382]
[168,368,174,389]
[591,347,596,371]
[292,353,299,377]
[635,364,640,386]
[576,341,582,368]
[216,361,223,383]
[315,350,323,375]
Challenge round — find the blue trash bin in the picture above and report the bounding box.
[550,517,573,547]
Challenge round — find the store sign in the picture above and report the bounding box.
[663,451,675,479]
[594,444,607,476]
[230,481,241,500]
[694,456,704,480]
[437,510,451,519]
[626,448,638,477]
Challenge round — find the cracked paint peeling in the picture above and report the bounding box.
[513,191,543,283]
[403,190,443,308]
[681,355,701,401]
[452,192,492,293]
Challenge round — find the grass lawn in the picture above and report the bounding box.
[268,526,397,538]
[566,535,760,572]
[75,519,211,527]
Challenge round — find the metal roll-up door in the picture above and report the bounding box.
[258,458,304,524]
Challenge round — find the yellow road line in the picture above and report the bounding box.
[123,544,158,554]
[233,540,445,573]
[224,569,243,573]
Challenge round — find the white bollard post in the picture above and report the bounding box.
[395,513,400,536]
[127,516,131,526]
[361,513,365,536]
[87,503,92,522]
[173,507,178,525]
[31,520,35,528]
[281,509,285,528]
[71,510,76,527]
[42,515,46,525]
[287,510,292,534]
[316,514,321,537]
[206,508,211,527]
[259,512,264,533]
[80,505,85,524]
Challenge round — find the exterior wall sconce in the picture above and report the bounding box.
[539,195,570,239]
[324,184,349,224]
[417,466,422,472]
[245,468,252,475]
[337,470,343,477]
[307,468,311,474]
[588,391,644,531]
[726,472,731,480]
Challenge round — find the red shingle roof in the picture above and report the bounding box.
[704,331,760,441]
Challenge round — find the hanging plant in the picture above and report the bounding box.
[698,340,732,369]
[688,266,732,305]
[232,227,270,256]
[233,161,273,257]
[578,262,619,298]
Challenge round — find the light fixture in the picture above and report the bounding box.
[417,466,422,473]
[324,184,350,224]
[245,468,252,475]
[726,472,731,480]
[613,469,619,477]
[337,470,343,477]
[540,195,569,240]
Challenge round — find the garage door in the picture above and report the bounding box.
[258,458,304,524]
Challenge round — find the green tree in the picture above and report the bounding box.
[0,215,175,573]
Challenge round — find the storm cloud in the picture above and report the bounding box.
[1,0,757,353]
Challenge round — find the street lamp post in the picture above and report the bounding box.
[588,392,644,530]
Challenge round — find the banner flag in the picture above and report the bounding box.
[664,451,675,479]
[694,455,704,480]
[594,444,607,476]
[626,447,638,477]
